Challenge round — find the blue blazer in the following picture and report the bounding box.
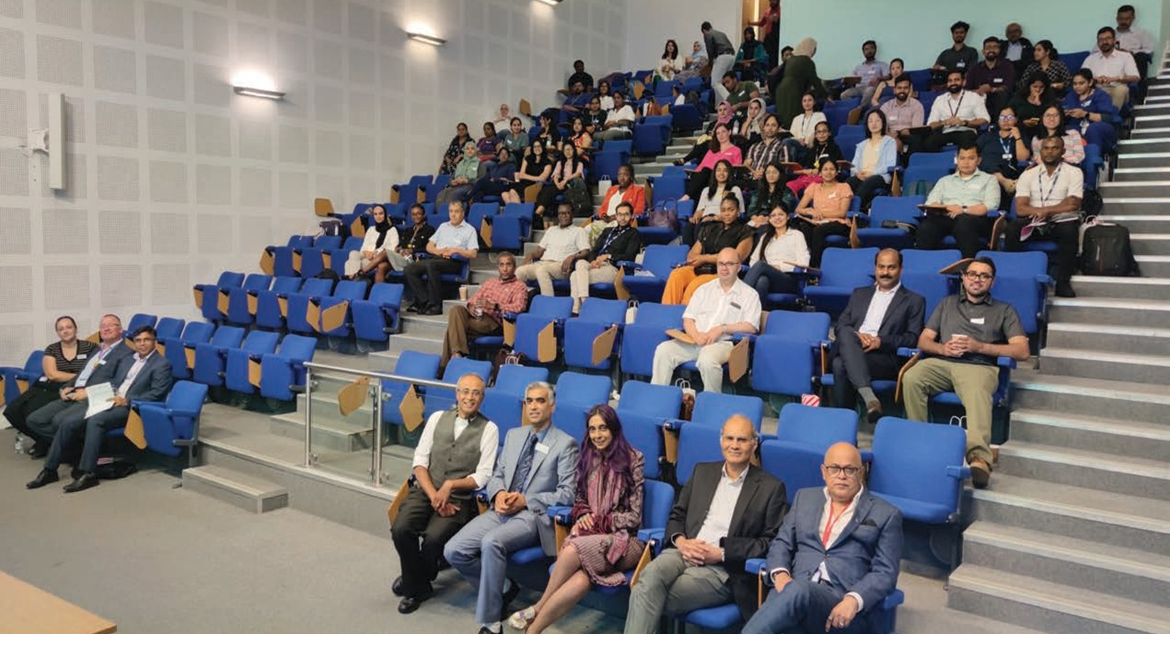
[110,351,174,405]
[765,487,902,611]
[71,342,134,388]
[485,423,578,555]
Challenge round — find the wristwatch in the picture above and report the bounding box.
[961,205,969,213]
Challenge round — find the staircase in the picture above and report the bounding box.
[946,51,1170,633]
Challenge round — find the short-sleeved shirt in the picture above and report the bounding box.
[1016,162,1084,207]
[45,340,100,376]
[927,91,991,133]
[852,60,890,87]
[431,221,479,253]
[927,170,1001,210]
[935,45,980,73]
[965,59,1016,93]
[1081,50,1138,83]
[926,294,1025,366]
[538,224,590,262]
[726,82,759,108]
[684,278,762,340]
[880,98,925,135]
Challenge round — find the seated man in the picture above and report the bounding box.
[404,201,479,315]
[27,325,173,493]
[593,91,636,143]
[444,381,577,634]
[1005,136,1084,298]
[743,443,902,634]
[514,203,590,297]
[723,72,761,121]
[878,74,925,159]
[1113,4,1154,84]
[1082,26,1139,110]
[570,202,643,314]
[1000,23,1034,78]
[902,257,1030,488]
[916,144,1001,259]
[441,252,528,370]
[932,22,979,87]
[390,373,498,614]
[911,69,990,154]
[25,314,132,454]
[831,249,925,421]
[559,59,594,97]
[965,36,1016,121]
[839,40,889,104]
[625,414,788,633]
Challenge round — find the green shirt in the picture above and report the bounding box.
[453,155,479,180]
[726,82,759,108]
[926,170,1000,210]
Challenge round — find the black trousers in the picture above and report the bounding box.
[831,327,900,409]
[3,381,63,447]
[847,174,887,211]
[403,258,463,308]
[906,128,977,155]
[916,213,990,259]
[390,487,475,597]
[803,221,852,268]
[1004,219,1079,286]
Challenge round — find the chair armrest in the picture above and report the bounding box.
[744,558,767,575]
[637,527,666,550]
[860,448,874,464]
[1035,273,1054,287]
[947,464,972,479]
[502,311,520,323]
[730,332,758,344]
[896,347,921,359]
[663,418,685,432]
[996,356,1017,369]
[615,260,638,272]
[165,407,202,419]
[547,505,573,524]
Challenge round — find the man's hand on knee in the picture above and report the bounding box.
[825,594,860,631]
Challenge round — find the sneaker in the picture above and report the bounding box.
[506,606,537,630]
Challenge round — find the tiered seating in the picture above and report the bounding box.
[193,272,244,324]
[159,321,214,380]
[550,371,612,444]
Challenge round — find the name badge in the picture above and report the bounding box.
[992,78,1003,84]
[730,301,742,309]
[98,360,107,366]
[77,353,88,359]
[957,61,967,68]
[535,442,550,454]
[828,192,838,199]
[970,317,985,325]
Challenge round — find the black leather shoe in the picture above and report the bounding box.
[406,303,424,314]
[1055,282,1077,298]
[71,467,85,481]
[63,473,99,493]
[478,626,501,634]
[26,468,59,489]
[29,448,47,460]
[865,400,883,424]
[397,584,433,614]
[392,576,405,597]
[422,305,443,316]
[501,580,521,618]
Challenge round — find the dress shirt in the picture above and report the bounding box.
[926,170,1001,210]
[1093,27,1154,56]
[750,229,810,273]
[684,278,762,341]
[693,464,747,548]
[769,487,867,610]
[747,137,784,169]
[468,277,529,322]
[75,342,118,387]
[880,98,925,135]
[1016,162,1084,207]
[412,410,499,489]
[537,224,590,262]
[859,283,901,335]
[115,350,156,399]
[1004,41,1025,62]
[430,221,479,253]
[926,91,991,133]
[1081,50,1139,83]
[605,105,636,131]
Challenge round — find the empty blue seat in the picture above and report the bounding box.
[622,245,690,303]
[160,321,213,380]
[617,381,682,480]
[392,175,433,207]
[154,317,185,341]
[254,276,304,331]
[804,247,878,318]
[191,326,246,387]
[855,195,926,249]
[513,296,575,364]
[315,279,370,338]
[134,380,208,460]
[381,352,442,427]
[260,334,318,401]
[351,283,405,343]
[0,351,45,405]
[223,331,281,395]
[225,273,273,326]
[563,298,627,370]
[194,272,244,323]
[285,278,336,336]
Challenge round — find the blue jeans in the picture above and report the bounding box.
[744,262,798,300]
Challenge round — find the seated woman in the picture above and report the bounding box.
[710,100,737,133]
[499,117,530,166]
[744,204,810,299]
[655,39,682,83]
[847,109,898,211]
[569,116,593,163]
[507,405,644,634]
[1064,68,1118,154]
[663,195,754,305]
[475,121,501,179]
[681,123,742,202]
[501,140,553,205]
[570,201,643,314]
[869,58,906,107]
[737,98,766,150]
[747,163,795,229]
[595,79,615,111]
[4,316,98,457]
[345,204,405,282]
[1010,71,1055,143]
[533,112,561,154]
[438,122,473,176]
[786,121,843,198]
[781,93,828,163]
[1030,104,1085,165]
[976,105,1030,197]
[735,26,769,83]
[686,159,745,245]
[467,150,519,202]
[435,141,480,205]
[677,40,708,84]
[794,159,854,268]
[534,142,586,224]
[1019,40,1071,94]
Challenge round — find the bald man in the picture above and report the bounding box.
[390,373,499,615]
[744,443,903,634]
[626,415,788,633]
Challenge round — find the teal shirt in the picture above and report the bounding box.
[453,155,479,180]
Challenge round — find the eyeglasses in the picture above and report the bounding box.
[999,114,1016,120]
[823,464,861,477]
[716,261,740,268]
[133,337,154,344]
[963,271,994,281]
[456,388,484,397]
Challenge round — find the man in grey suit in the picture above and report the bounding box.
[625,415,788,633]
[27,325,174,494]
[444,381,578,634]
[830,248,925,421]
[25,314,133,453]
[743,443,903,634]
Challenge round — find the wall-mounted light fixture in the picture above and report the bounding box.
[536,0,564,5]
[233,86,285,99]
[406,31,446,46]
[232,71,284,99]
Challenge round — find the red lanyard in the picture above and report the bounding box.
[821,504,848,548]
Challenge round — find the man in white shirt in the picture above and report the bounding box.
[1005,136,1085,298]
[911,69,990,154]
[1099,4,1154,86]
[1083,26,1140,110]
[390,373,498,615]
[651,248,762,394]
[840,40,889,104]
[405,201,480,315]
[514,203,591,297]
[594,91,636,142]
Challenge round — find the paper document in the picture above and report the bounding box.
[85,383,116,419]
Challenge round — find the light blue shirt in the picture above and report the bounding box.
[431,221,478,252]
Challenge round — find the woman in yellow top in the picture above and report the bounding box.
[795,159,854,267]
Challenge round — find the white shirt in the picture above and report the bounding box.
[606,104,636,130]
[412,410,500,489]
[1081,49,1138,84]
[927,91,990,133]
[789,111,827,143]
[696,186,745,217]
[1016,162,1084,207]
[538,224,590,262]
[749,229,810,273]
[859,283,901,335]
[360,224,398,256]
[693,464,747,548]
[116,350,156,399]
[684,277,762,341]
[1092,27,1154,56]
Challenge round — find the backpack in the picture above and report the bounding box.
[646,200,679,233]
[564,178,592,217]
[1080,224,1139,276]
[1081,188,1104,217]
[315,268,342,285]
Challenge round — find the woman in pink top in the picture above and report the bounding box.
[795,160,854,267]
[683,123,743,201]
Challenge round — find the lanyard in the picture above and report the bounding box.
[801,113,813,136]
[821,504,849,548]
[598,226,628,255]
[947,91,965,118]
[999,135,1014,158]
[1038,164,1063,207]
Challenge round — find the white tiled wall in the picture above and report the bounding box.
[0,0,628,363]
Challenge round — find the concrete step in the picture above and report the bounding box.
[1098,181,1170,198]
[182,465,289,514]
[1069,274,1170,299]
[1097,214,1170,233]
[1011,373,1170,428]
[962,522,1170,609]
[997,441,1170,500]
[269,411,372,453]
[1133,113,1170,129]
[1113,166,1170,181]
[1127,127,1170,139]
[470,268,496,285]
[1117,137,1170,153]
[366,349,401,374]
[1100,197,1170,216]
[294,391,376,427]
[1045,321,1170,356]
[1039,347,1170,385]
[947,565,1170,633]
[399,312,450,338]
[1137,255,1170,277]
[1048,296,1170,326]
[1009,408,1170,463]
[970,474,1170,556]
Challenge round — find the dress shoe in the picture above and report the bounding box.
[397,584,433,614]
[422,305,443,316]
[500,580,521,619]
[478,626,501,634]
[26,468,59,490]
[406,303,424,314]
[865,400,883,424]
[29,448,48,460]
[71,467,85,481]
[63,473,99,493]
[969,458,992,489]
[1055,282,1077,298]
[391,576,405,597]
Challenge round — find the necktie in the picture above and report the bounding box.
[510,432,538,493]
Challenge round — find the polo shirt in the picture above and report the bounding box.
[935,45,979,73]
[684,277,762,340]
[926,170,1001,210]
[431,221,479,252]
[965,59,1016,93]
[925,293,1025,366]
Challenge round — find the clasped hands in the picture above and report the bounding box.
[493,490,528,516]
[674,536,722,566]
[941,335,982,357]
[430,481,462,518]
[855,331,881,352]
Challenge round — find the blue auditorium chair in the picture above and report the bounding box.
[154,317,185,341]
[285,278,336,336]
[804,247,878,318]
[633,117,672,157]
[123,313,159,339]
[563,298,627,371]
[191,326,246,387]
[267,235,313,277]
[550,372,612,444]
[670,104,704,134]
[381,351,442,428]
[224,273,273,326]
[855,195,926,249]
[254,276,304,331]
[901,248,961,320]
[193,271,244,323]
[223,330,281,395]
[619,303,685,381]
[351,283,405,343]
[314,279,370,338]
[391,175,433,207]
[512,296,575,364]
[751,311,831,401]
[616,381,682,480]
[479,364,550,438]
[621,244,690,303]
[259,334,318,401]
[133,380,208,463]
[0,351,45,406]
[160,321,213,380]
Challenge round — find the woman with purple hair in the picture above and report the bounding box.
[507,404,645,633]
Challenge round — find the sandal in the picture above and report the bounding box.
[506,606,537,630]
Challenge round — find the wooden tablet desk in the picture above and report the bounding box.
[0,571,117,634]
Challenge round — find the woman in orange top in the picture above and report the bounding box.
[661,196,754,304]
[794,159,854,267]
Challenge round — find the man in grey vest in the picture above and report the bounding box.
[444,381,578,633]
[390,373,499,614]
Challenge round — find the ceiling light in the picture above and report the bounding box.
[537,0,564,5]
[233,86,285,100]
[406,31,446,46]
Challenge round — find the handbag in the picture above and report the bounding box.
[646,200,679,233]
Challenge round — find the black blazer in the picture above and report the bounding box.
[836,284,926,356]
[664,462,788,621]
[588,225,642,264]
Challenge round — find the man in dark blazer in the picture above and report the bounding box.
[831,248,925,421]
[743,443,903,634]
[625,414,788,633]
[27,325,174,493]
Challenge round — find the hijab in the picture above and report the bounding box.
[715,101,734,126]
[793,37,817,58]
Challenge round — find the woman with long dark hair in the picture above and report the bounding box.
[438,123,473,176]
[501,140,553,205]
[744,204,810,298]
[1064,68,1118,153]
[656,39,682,82]
[508,404,644,634]
[1030,104,1085,165]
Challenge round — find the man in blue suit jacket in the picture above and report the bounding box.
[27,325,174,493]
[444,380,578,634]
[743,443,903,634]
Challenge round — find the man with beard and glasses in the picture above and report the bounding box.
[878,74,924,161]
[1082,26,1139,110]
[909,69,989,154]
[966,36,1016,120]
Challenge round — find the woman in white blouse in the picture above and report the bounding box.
[744,204,810,298]
[655,40,682,82]
[346,204,403,282]
[781,93,827,162]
